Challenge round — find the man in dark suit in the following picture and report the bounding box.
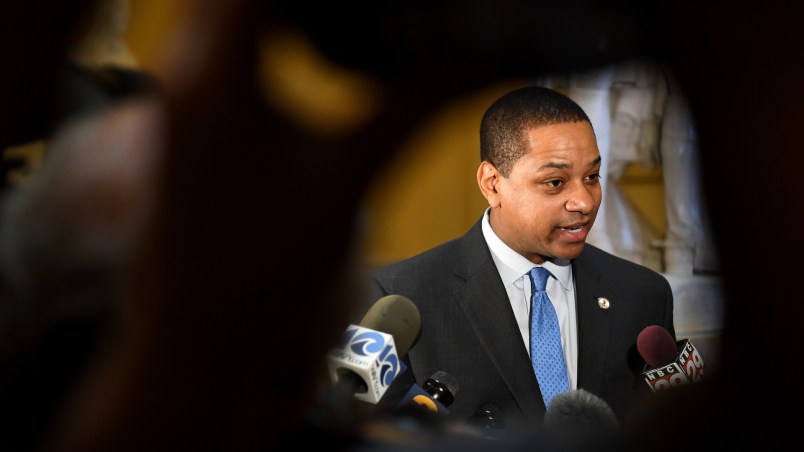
[368,86,674,431]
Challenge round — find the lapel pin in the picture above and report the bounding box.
[597,297,611,310]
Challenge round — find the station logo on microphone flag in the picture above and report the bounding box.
[327,324,400,403]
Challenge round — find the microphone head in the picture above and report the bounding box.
[542,389,619,450]
[422,371,459,407]
[543,389,619,434]
[637,325,677,368]
[359,294,421,357]
[466,402,505,429]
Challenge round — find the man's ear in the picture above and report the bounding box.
[477,161,501,208]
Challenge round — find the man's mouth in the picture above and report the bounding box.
[558,224,585,233]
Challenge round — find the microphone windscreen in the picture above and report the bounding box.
[543,389,619,433]
[637,325,677,368]
[359,295,420,357]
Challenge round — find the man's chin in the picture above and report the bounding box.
[555,242,586,261]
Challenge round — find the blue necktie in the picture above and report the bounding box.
[529,266,569,408]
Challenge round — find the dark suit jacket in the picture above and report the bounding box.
[367,218,674,429]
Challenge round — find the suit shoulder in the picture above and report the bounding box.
[372,236,463,280]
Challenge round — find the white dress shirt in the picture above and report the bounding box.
[481,208,578,389]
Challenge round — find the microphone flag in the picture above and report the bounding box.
[641,338,705,393]
[327,324,401,403]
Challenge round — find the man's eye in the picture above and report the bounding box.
[547,180,563,188]
[587,173,601,182]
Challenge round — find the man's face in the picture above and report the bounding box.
[486,122,602,263]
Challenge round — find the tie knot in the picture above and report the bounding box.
[529,266,551,292]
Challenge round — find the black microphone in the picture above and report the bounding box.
[542,389,620,449]
[543,389,619,433]
[395,371,459,417]
[450,402,506,440]
[466,402,505,430]
[637,325,706,393]
[422,370,459,407]
[326,294,421,403]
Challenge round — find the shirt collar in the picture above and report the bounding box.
[481,208,573,291]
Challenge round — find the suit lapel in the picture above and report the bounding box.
[573,247,610,396]
[449,221,546,417]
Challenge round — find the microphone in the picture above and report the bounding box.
[543,389,619,433]
[422,370,459,407]
[466,402,505,430]
[457,402,505,440]
[637,325,706,393]
[326,294,421,404]
[395,370,459,417]
[542,389,620,449]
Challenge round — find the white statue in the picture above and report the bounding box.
[537,59,719,275]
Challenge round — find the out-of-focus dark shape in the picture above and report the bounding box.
[3,63,160,149]
[272,1,661,77]
[0,1,99,147]
[1,0,159,191]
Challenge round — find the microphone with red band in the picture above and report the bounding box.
[637,325,706,393]
[326,294,421,403]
